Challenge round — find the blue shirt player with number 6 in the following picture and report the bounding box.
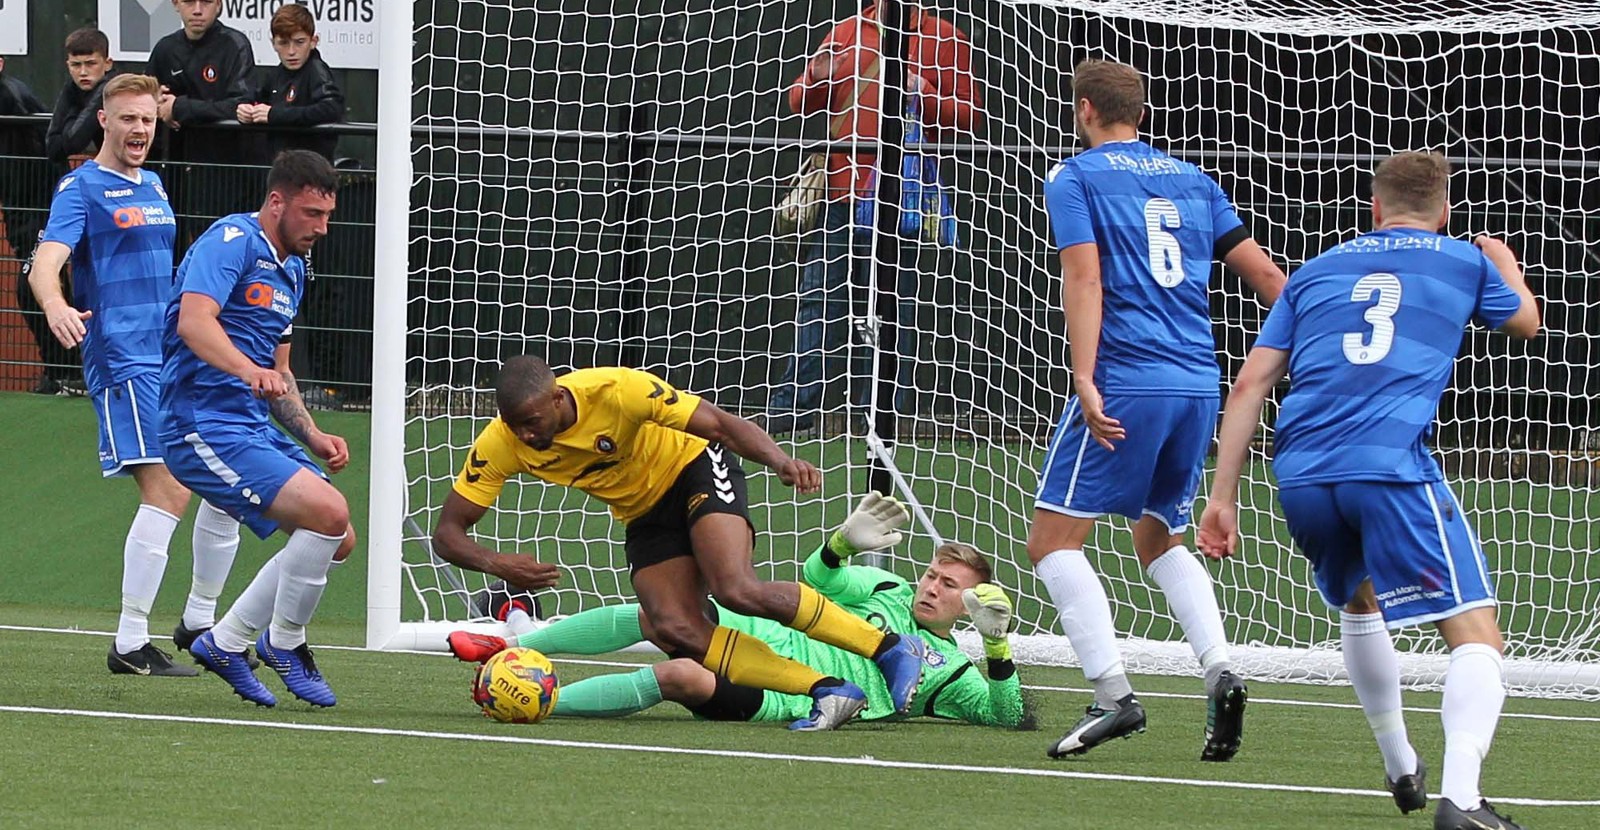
[1030,60,1285,762]
[1199,152,1539,830]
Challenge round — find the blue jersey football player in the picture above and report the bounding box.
[1032,60,1286,761]
[161,150,356,708]
[29,73,241,678]
[1200,152,1538,830]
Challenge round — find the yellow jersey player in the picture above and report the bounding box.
[433,356,931,730]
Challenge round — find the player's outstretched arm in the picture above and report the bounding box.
[432,490,561,591]
[175,292,286,398]
[26,242,91,348]
[801,544,902,604]
[1197,345,1289,561]
[1474,235,1541,339]
[684,399,821,492]
[269,342,348,472]
[1222,237,1287,306]
[934,665,1025,728]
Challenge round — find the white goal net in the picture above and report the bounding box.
[368,0,1600,699]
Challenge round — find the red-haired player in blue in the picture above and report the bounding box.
[30,73,243,679]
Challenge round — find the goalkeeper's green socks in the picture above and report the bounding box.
[551,666,662,718]
[516,604,644,654]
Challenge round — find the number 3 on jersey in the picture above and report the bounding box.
[1343,272,1402,364]
[1144,198,1184,288]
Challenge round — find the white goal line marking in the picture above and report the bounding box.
[6,624,1595,725]
[8,624,1599,724]
[2,704,1597,808]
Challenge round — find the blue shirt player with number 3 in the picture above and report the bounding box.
[1028,60,1285,762]
[1200,152,1538,830]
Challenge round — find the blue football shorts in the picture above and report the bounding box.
[1278,479,1495,629]
[91,372,165,477]
[163,422,327,539]
[1035,394,1217,533]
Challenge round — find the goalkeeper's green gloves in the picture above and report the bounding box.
[827,491,910,558]
[962,583,1015,661]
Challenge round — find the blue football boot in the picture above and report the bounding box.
[874,633,928,715]
[255,632,337,708]
[189,630,276,707]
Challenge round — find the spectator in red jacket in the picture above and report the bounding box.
[766,3,981,434]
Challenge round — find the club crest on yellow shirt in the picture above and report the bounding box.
[595,436,616,454]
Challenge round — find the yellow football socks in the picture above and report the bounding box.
[702,625,828,696]
[789,583,888,659]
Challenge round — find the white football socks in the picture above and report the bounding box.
[1146,545,1233,690]
[183,500,241,631]
[1440,643,1506,811]
[1036,548,1132,707]
[268,528,344,650]
[1341,610,1418,780]
[211,553,283,653]
[115,505,179,654]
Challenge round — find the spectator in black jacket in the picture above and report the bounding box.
[148,0,264,244]
[0,56,77,394]
[0,57,45,248]
[238,3,345,162]
[46,28,118,164]
[0,55,45,157]
[147,0,259,165]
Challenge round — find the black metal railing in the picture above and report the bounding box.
[0,120,375,403]
[1,115,1594,449]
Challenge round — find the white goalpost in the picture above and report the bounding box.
[369,0,1600,698]
[365,0,411,654]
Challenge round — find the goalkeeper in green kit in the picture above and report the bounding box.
[449,493,1026,729]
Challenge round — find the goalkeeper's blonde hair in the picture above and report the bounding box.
[933,542,993,584]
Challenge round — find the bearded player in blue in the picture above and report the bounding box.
[161,150,357,708]
[1032,60,1287,761]
[29,73,244,679]
[1200,152,1539,830]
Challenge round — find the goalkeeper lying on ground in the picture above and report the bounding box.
[450,493,1026,728]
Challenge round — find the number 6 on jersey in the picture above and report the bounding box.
[1144,197,1185,288]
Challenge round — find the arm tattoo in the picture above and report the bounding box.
[269,368,318,443]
